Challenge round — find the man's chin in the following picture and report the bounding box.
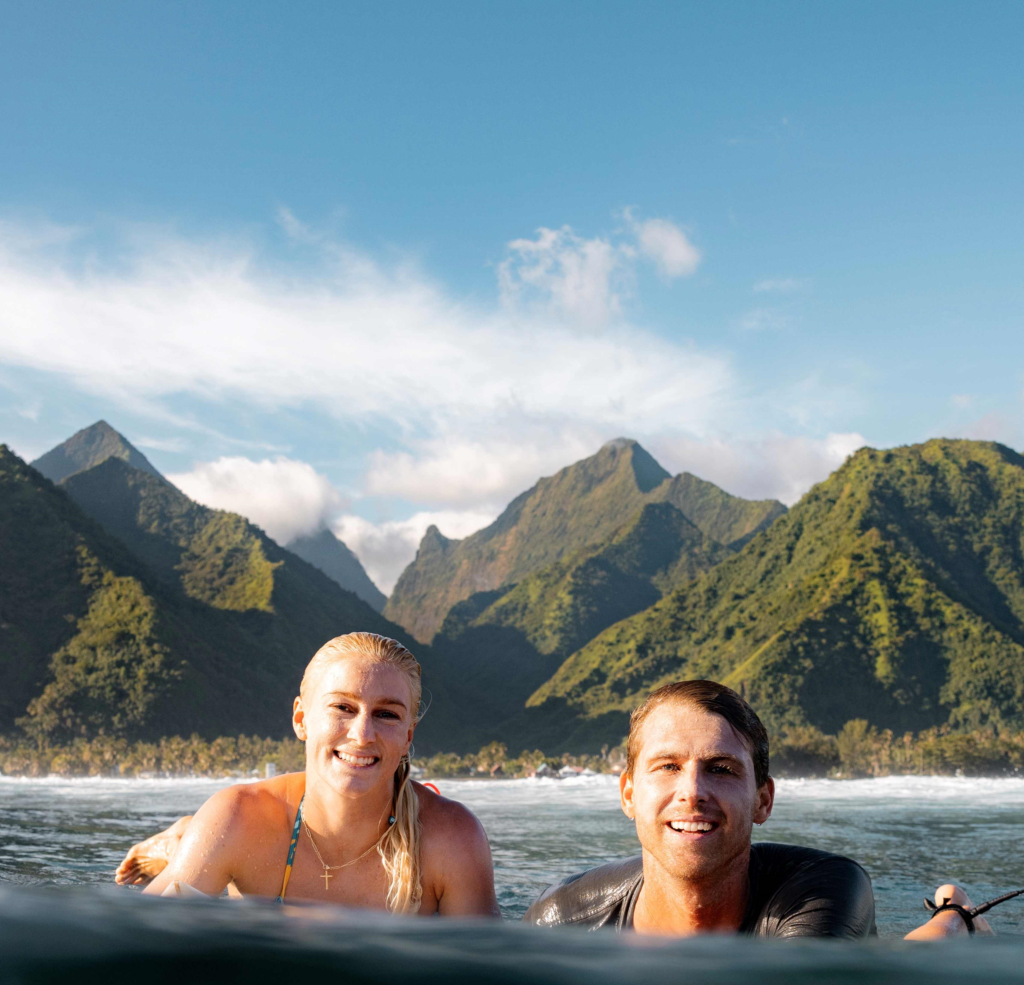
[649,835,744,882]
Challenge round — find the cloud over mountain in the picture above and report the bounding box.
[168,456,344,546]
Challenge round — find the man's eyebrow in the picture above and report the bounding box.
[645,750,746,765]
[324,690,408,709]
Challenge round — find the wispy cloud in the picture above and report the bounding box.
[136,435,189,453]
[753,278,807,294]
[497,211,700,324]
[738,308,788,332]
[649,431,867,506]
[0,214,871,583]
[624,210,701,279]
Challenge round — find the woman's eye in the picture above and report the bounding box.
[375,710,400,720]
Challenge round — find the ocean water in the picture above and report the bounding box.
[3,773,1024,938]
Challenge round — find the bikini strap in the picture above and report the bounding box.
[276,794,304,903]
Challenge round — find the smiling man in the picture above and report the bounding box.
[524,680,877,938]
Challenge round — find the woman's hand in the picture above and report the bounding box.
[114,815,193,886]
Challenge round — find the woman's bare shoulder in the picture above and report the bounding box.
[415,782,487,845]
[194,773,303,835]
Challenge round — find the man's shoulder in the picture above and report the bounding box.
[748,842,876,939]
[523,856,643,928]
[751,841,871,880]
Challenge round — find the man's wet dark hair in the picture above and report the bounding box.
[625,680,770,787]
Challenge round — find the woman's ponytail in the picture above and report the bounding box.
[378,752,421,913]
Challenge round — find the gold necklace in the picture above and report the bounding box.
[302,820,381,890]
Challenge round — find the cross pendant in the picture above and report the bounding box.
[322,868,333,890]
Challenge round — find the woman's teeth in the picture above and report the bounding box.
[669,821,714,832]
[336,751,378,766]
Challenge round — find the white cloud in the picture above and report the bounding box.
[364,430,603,509]
[0,221,728,437]
[168,456,345,546]
[626,212,701,278]
[333,510,496,594]
[497,213,700,324]
[0,215,875,566]
[950,394,973,410]
[753,278,806,294]
[648,431,867,506]
[497,225,631,324]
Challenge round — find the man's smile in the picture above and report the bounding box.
[666,818,718,835]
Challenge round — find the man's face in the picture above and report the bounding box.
[620,701,774,883]
[293,656,414,798]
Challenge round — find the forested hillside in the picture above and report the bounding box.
[386,438,784,642]
[527,440,1024,749]
[9,426,1024,762]
[0,444,438,744]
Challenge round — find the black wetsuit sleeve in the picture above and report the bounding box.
[523,857,643,929]
[748,846,877,939]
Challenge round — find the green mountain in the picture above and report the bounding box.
[32,420,163,484]
[35,420,386,610]
[421,501,729,752]
[526,439,1024,750]
[385,439,785,643]
[0,445,438,745]
[287,529,387,612]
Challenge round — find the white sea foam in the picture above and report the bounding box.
[6,771,1024,807]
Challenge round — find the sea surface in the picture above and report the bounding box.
[3,773,1024,937]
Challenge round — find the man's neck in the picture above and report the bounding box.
[632,846,751,936]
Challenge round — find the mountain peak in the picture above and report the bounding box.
[32,421,163,485]
[286,529,387,612]
[593,438,669,493]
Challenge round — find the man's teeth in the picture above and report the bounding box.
[669,821,714,832]
[336,751,377,766]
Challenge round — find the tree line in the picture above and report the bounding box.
[4,723,1024,779]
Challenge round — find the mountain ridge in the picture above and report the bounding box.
[385,439,785,642]
[0,444,446,745]
[525,439,1024,749]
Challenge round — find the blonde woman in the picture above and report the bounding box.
[120,633,499,916]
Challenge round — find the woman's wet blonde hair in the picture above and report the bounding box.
[300,632,423,914]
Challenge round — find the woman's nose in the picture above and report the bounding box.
[348,711,375,743]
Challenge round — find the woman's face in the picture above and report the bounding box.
[294,654,415,798]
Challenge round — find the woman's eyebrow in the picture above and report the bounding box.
[324,690,408,710]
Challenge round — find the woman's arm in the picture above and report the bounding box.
[142,788,246,897]
[904,884,994,939]
[115,815,194,886]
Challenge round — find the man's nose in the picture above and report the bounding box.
[674,763,708,806]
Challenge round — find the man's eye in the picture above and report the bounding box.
[658,763,679,772]
[709,764,735,775]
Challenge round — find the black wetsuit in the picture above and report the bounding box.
[523,843,876,939]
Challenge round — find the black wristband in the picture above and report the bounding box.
[924,898,976,934]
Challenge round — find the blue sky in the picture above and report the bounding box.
[2,1,1022,590]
